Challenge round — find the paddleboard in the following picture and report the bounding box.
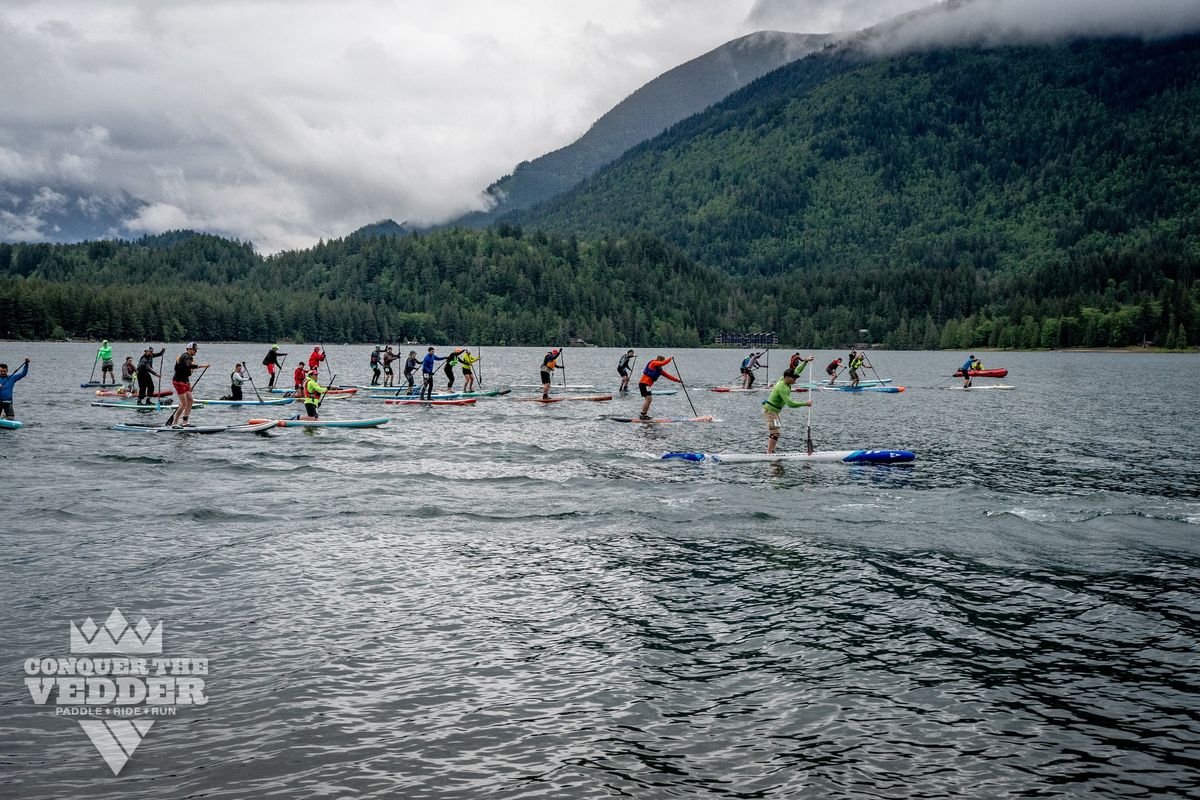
[197,398,294,406]
[953,368,1008,378]
[95,389,172,398]
[385,398,476,406]
[370,389,506,399]
[80,382,121,388]
[609,415,715,424]
[663,449,916,464]
[511,383,595,389]
[113,422,228,434]
[805,378,893,387]
[248,417,390,428]
[942,384,1016,390]
[91,400,183,409]
[709,387,767,393]
[0,419,23,430]
[617,388,677,395]
[515,395,613,403]
[269,387,357,395]
[818,385,905,393]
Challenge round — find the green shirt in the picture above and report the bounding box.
[763,377,806,412]
[97,344,113,362]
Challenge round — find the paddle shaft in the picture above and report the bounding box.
[672,360,701,418]
[315,373,337,410]
[319,345,332,382]
[88,357,97,384]
[242,362,264,403]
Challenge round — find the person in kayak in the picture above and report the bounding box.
[420,347,446,400]
[120,356,136,395]
[136,347,164,404]
[403,351,419,393]
[292,362,308,391]
[639,355,681,420]
[459,350,480,392]
[444,349,464,390]
[381,346,396,388]
[96,340,115,385]
[971,357,984,371]
[617,350,636,393]
[171,343,209,427]
[369,346,382,386]
[0,359,30,421]
[301,368,328,418]
[848,351,870,388]
[763,368,812,454]
[262,345,287,389]
[825,357,843,384]
[960,355,975,388]
[540,349,563,399]
[223,364,248,401]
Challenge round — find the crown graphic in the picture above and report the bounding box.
[70,609,162,654]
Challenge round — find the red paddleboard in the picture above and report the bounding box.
[385,398,476,406]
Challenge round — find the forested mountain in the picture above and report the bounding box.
[451,31,830,228]
[2,37,1198,350]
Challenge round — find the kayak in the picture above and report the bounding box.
[818,385,905,393]
[385,398,476,406]
[943,384,1016,390]
[248,417,390,428]
[91,400,184,409]
[95,389,172,398]
[80,382,121,388]
[609,415,715,424]
[954,368,1008,378]
[197,398,294,406]
[0,419,22,430]
[516,395,613,403]
[113,420,278,434]
[663,449,916,464]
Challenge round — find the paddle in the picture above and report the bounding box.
[88,356,98,385]
[165,365,207,426]
[275,354,287,389]
[763,349,770,385]
[672,359,701,419]
[804,367,815,456]
[560,347,567,387]
[314,373,337,413]
[319,344,333,383]
[242,361,264,403]
[476,345,483,389]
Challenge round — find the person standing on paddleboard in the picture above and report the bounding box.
[459,350,479,392]
[369,347,382,386]
[825,357,842,384]
[763,366,812,455]
[420,347,446,400]
[960,355,975,388]
[639,355,681,420]
[403,351,419,393]
[743,352,765,389]
[381,346,396,388]
[540,349,563,399]
[172,343,208,428]
[848,351,869,388]
[96,340,115,385]
[301,368,328,418]
[308,346,326,372]
[617,350,635,393]
[262,345,287,389]
[0,359,30,421]
[119,357,136,395]
[136,347,164,405]
[444,349,464,390]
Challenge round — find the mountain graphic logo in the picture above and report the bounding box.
[70,608,162,654]
[78,720,155,775]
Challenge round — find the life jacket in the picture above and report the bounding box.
[643,360,668,382]
[542,353,558,370]
[827,359,841,371]
[741,356,751,369]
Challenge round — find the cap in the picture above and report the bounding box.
[271,344,279,350]
[783,368,797,379]
[187,342,198,350]
[308,368,319,375]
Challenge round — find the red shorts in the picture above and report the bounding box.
[266,364,277,375]
[173,380,191,396]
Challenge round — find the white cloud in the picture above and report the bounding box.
[1,0,1197,251]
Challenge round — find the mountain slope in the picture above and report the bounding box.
[451,31,831,227]
[511,36,1200,282]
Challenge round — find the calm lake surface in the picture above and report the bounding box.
[1,343,1198,798]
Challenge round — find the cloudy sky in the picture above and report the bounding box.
[1,0,1197,252]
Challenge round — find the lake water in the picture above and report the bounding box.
[1,343,1198,798]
